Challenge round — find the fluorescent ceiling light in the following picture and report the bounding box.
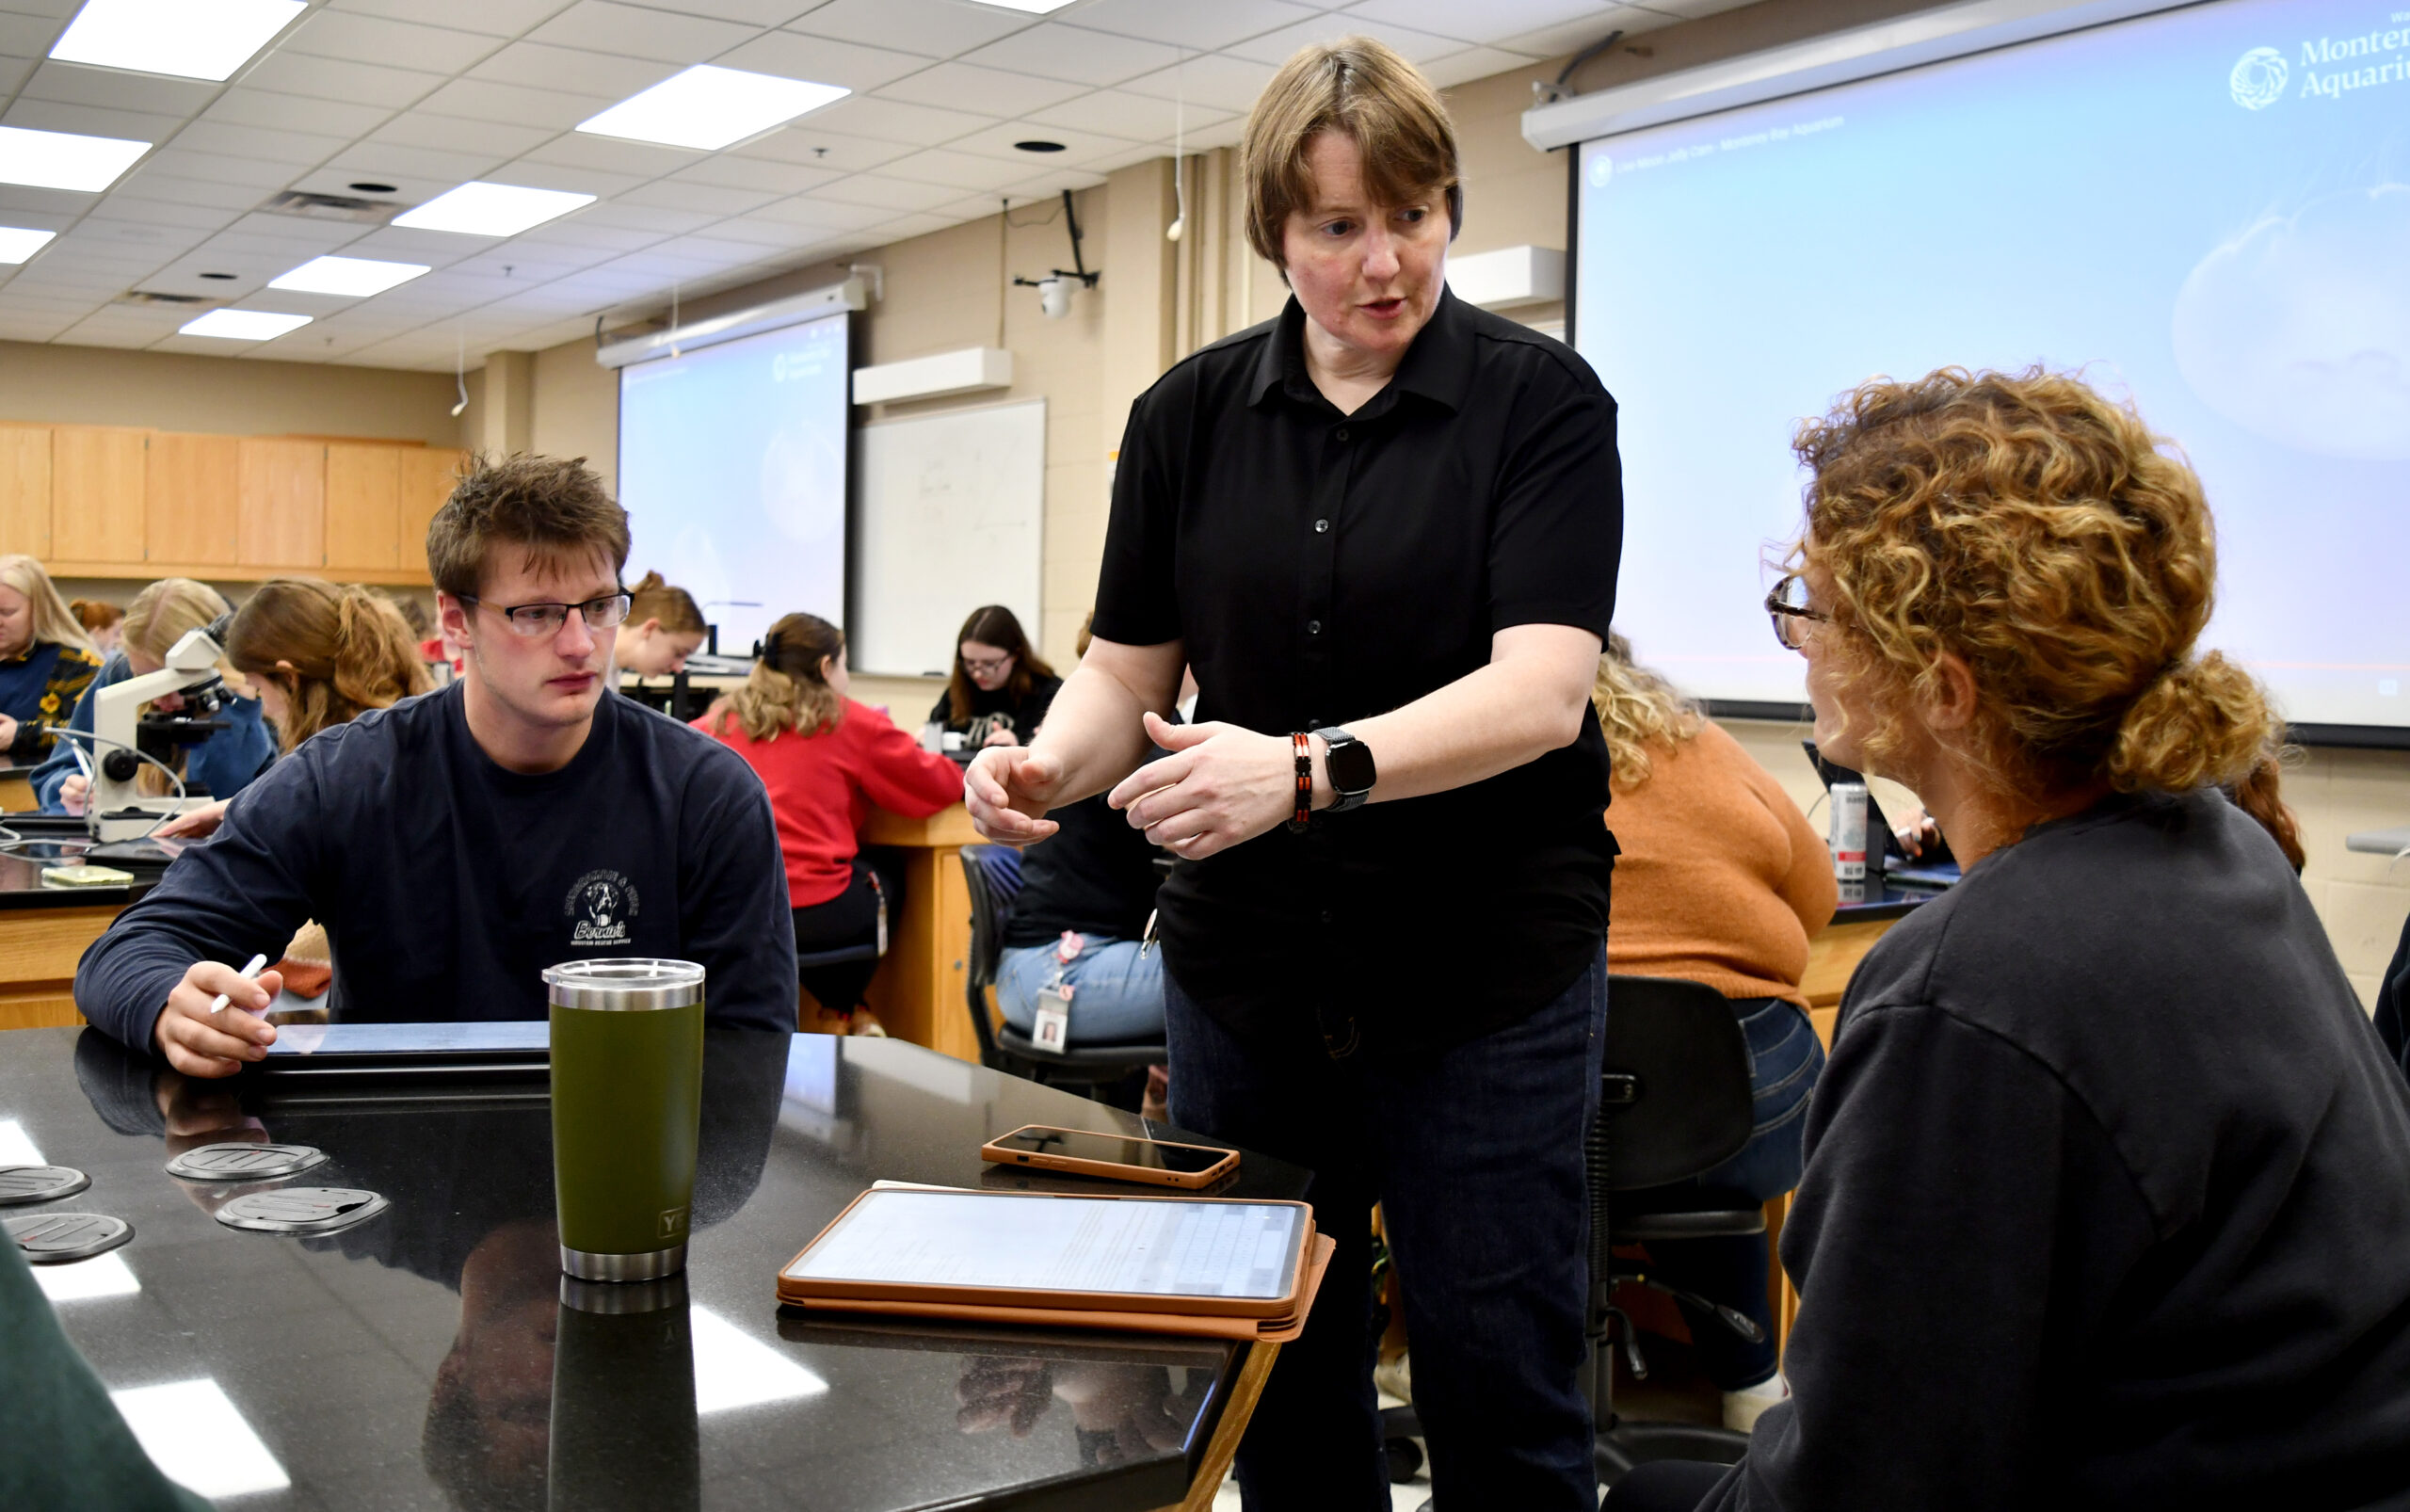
[112,1379,291,1499]
[268,254,428,297]
[393,182,596,237]
[50,0,304,82]
[0,125,149,193]
[34,1251,140,1303]
[0,1119,41,1166]
[0,228,56,264]
[180,309,312,341]
[576,65,849,152]
[689,1308,827,1412]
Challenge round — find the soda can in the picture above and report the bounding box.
[1830,782,1869,881]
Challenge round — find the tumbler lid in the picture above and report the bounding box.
[543,957,705,1012]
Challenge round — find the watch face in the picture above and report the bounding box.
[1325,735,1376,794]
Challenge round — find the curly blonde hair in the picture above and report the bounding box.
[1791,367,2294,846]
[714,612,844,744]
[1591,632,1700,791]
[226,579,433,752]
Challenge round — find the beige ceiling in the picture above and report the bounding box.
[0,0,1747,369]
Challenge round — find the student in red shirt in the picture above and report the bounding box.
[697,612,962,1028]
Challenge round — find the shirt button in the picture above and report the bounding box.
[1307,620,1322,635]
[1313,518,1329,533]
[1334,426,1350,442]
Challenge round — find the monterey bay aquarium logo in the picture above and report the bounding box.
[2235,24,2410,107]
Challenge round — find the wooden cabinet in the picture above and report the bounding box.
[146,432,240,566]
[324,442,400,571]
[49,426,146,567]
[397,448,466,578]
[238,438,326,570]
[0,426,50,558]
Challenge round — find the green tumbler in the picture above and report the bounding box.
[545,957,706,1282]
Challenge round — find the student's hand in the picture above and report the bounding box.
[58,773,88,815]
[1108,713,1297,861]
[1893,803,1942,859]
[0,714,15,749]
[153,798,231,839]
[153,961,285,1078]
[982,726,1021,748]
[965,745,1064,845]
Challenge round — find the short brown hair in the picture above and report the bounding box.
[1792,367,2293,838]
[1242,36,1462,270]
[425,455,629,600]
[227,579,434,751]
[627,571,706,635]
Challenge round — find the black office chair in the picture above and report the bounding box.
[1381,973,1766,1490]
[960,845,1168,1102]
[795,871,887,1018]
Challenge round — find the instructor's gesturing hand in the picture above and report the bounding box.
[965,744,1066,846]
[1109,713,1303,861]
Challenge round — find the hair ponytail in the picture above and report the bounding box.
[228,579,434,752]
[2108,652,2302,870]
[627,570,706,635]
[717,612,844,743]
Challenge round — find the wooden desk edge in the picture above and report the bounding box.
[861,803,981,848]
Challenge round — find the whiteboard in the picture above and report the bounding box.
[854,398,1045,677]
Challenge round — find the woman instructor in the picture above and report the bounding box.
[968,39,1622,1511]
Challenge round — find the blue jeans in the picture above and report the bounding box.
[1165,946,1609,1511]
[1642,995,1825,1390]
[996,938,1166,1045]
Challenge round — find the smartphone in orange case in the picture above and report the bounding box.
[979,1123,1240,1189]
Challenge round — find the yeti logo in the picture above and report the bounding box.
[565,869,639,947]
[2229,46,2288,109]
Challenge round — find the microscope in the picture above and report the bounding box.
[83,620,236,843]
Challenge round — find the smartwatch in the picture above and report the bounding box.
[1313,727,1376,813]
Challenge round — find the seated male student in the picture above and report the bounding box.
[76,456,799,1071]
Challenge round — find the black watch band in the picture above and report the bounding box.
[1313,727,1375,813]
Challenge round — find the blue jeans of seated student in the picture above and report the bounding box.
[1642,994,1825,1391]
[1165,945,1608,1512]
[995,939,1166,1045]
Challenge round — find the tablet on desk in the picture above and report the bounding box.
[256,1021,550,1078]
[779,1188,1313,1320]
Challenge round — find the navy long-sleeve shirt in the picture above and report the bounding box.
[76,683,798,1050]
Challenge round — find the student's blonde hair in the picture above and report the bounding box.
[226,579,434,751]
[1590,632,1701,791]
[713,612,844,744]
[1791,366,2297,845]
[626,571,705,635]
[0,555,97,657]
[122,578,229,663]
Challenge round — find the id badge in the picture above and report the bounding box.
[1032,989,1071,1054]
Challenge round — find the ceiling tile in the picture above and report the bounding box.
[1025,88,1231,142]
[713,30,931,92]
[573,202,719,234]
[170,121,352,167]
[616,179,779,216]
[417,77,617,130]
[0,184,97,217]
[0,13,65,57]
[240,53,449,109]
[802,94,994,147]
[518,131,696,177]
[1422,45,1547,87]
[1501,5,1674,55]
[806,175,957,213]
[693,214,815,248]
[1003,165,1108,199]
[97,172,264,211]
[1225,15,1472,66]
[525,2,760,64]
[1635,0,1759,17]
[340,224,520,262]
[283,10,506,73]
[3,98,184,143]
[1115,53,1277,113]
[729,125,912,172]
[0,59,33,98]
[367,112,556,159]
[947,121,1156,167]
[1063,0,1323,51]
[787,0,1029,56]
[874,61,1085,117]
[324,142,513,184]
[466,41,682,98]
[203,88,394,138]
[135,149,296,189]
[506,220,662,252]
[88,197,244,232]
[283,167,460,204]
[449,245,612,279]
[879,147,1032,191]
[485,158,649,199]
[1342,0,1605,41]
[17,61,218,116]
[643,233,782,266]
[221,211,376,246]
[864,210,955,241]
[324,0,576,38]
[745,194,891,231]
[953,23,1182,86]
[667,154,842,195]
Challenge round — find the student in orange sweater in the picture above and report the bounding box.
[1596,632,1836,1432]
[698,612,962,1030]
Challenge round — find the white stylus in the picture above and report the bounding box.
[208,953,271,1017]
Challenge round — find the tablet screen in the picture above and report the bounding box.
[265,1021,551,1057]
[784,1192,1304,1300]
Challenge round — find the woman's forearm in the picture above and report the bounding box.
[1338,623,1601,807]
[1027,641,1185,806]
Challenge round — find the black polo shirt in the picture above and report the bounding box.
[1091,289,1623,1054]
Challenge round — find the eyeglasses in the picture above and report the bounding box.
[1764,575,1830,651]
[962,652,1015,676]
[461,590,634,638]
